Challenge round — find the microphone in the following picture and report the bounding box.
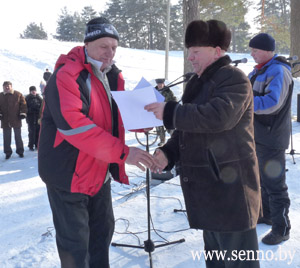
[232,58,248,65]
[286,55,298,61]
[292,62,300,68]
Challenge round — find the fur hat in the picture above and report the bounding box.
[84,17,119,43]
[185,20,231,51]
[155,78,165,84]
[249,33,275,51]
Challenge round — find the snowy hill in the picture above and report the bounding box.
[0,38,300,268]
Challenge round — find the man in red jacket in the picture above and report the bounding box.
[38,17,155,268]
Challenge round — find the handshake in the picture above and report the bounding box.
[125,147,168,174]
[126,102,169,172]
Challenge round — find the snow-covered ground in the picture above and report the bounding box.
[0,38,300,268]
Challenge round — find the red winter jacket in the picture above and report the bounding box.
[38,46,129,196]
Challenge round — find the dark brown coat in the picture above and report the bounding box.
[161,56,261,232]
[0,90,27,128]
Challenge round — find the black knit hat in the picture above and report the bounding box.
[249,33,275,51]
[84,17,119,43]
[29,86,36,92]
[185,20,231,51]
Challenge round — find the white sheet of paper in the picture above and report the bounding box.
[134,77,165,102]
[111,85,163,130]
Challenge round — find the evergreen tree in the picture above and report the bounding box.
[80,6,98,40]
[255,0,290,53]
[103,0,181,50]
[55,7,84,42]
[81,6,98,24]
[290,0,300,77]
[20,22,48,40]
[170,1,183,50]
[198,0,250,52]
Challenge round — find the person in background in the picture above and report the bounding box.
[40,68,52,97]
[25,86,43,151]
[0,81,27,159]
[38,17,156,268]
[248,33,292,245]
[146,19,261,268]
[43,68,52,83]
[155,78,177,146]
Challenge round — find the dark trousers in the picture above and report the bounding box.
[47,181,114,268]
[27,115,40,148]
[256,144,291,235]
[203,228,260,268]
[3,127,24,156]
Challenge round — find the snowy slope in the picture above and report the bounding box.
[0,38,300,268]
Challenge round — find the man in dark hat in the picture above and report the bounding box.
[146,19,261,267]
[25,86,43,151]
[154,78,176,145]
[0,81,27,159]
[249,33,292,245]
[38,17,156,268]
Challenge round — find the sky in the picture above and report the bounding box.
[1,0,108,39]
[1,0,260,40]
[0,38,299,267]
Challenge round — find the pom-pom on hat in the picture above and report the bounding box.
[185,20,231,51]
[84,17,119,43]
[249,33,275,51]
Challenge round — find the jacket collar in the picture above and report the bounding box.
[200,55,231,82]
[84,47,115,75]
[3,89,14,95]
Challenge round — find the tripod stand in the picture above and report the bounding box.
[111,132,185,268]
[286,118,300,164]
[286,67,300,164]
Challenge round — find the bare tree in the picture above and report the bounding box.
[290,0,300,77]
[183,0,200,76]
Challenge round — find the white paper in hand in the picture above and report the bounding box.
[111,78,163,130]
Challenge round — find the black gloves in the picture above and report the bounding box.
[19,114,26,120]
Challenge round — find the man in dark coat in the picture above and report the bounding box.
[43,68,52,83]
[146,20,261,268]
[25,86,43,150]
[0,81,27,159]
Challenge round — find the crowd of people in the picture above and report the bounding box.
[0,69,51,158]
[0,16,294,268]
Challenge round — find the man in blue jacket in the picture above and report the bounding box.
[248,33,293,245]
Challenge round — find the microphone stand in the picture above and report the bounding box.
[286,119,299,164]
[285,66,300,165]
[111,132,185,268]
[159,74,194,94]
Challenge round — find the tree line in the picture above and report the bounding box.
[20,0,292,54]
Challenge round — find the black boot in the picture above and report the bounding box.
[262,230,290,245]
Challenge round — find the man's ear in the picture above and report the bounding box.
[214,46,222,57]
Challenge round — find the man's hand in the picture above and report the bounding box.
[19,114,26,120]
[150,149,168,174]
[126,147,157,171]
[144,102,166,120]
